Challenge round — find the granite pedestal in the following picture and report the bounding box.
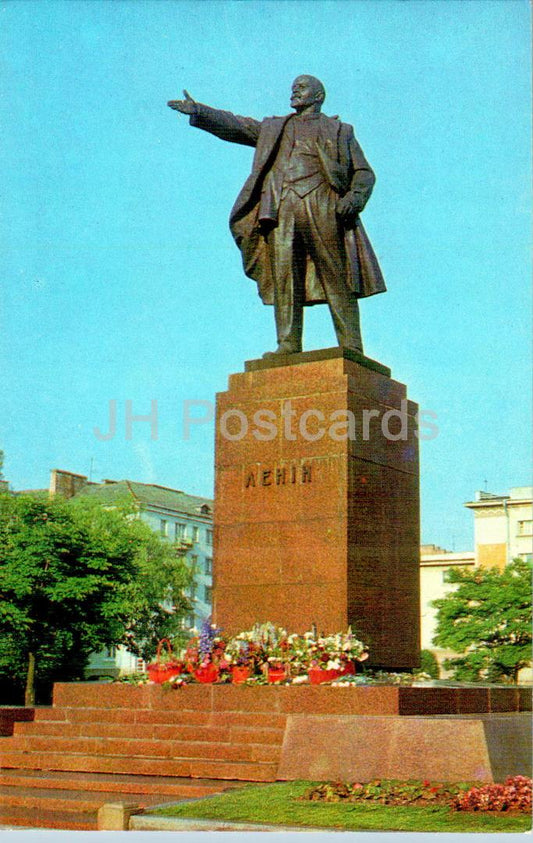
[212,348,420,670]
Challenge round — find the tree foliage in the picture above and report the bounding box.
[419,648,440,679]
[431,559,532,683]
[0,492,192,703]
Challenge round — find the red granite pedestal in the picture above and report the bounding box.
[213,348,420,670]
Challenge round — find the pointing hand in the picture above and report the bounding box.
[167,90,197,115]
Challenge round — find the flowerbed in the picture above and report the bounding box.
[302,777,532,813]
[150,781,531,833]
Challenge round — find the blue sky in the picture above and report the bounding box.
[1,0,531,551]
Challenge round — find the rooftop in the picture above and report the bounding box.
[466,486,532,507]
[75,478,213,517]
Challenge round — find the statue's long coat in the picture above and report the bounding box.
[190,105,386,305]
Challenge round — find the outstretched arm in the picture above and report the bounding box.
[167,90,261,148]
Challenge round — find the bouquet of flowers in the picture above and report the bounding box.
[305,627,368,670]
[183,619,229,680]
[224,633,263,671]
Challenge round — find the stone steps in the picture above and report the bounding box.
[0,773,236,831]
[0,749,279,781]
[3,687,287,786]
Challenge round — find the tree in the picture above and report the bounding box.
[0,492,193,704]
[431,559,532,684]
[420,648,440,679]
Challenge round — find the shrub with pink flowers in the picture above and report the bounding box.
[454,776,532,813]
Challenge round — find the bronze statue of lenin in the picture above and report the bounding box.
[168,75,385,357]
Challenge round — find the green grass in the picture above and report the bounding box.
[151,781,532,833]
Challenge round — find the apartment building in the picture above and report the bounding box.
[50,469,214,677]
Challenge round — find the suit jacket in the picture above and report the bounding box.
[190,104,386,305]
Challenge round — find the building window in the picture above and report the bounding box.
[205,557,213,575]
[175,522,186,540]
[204,585,212,604]
[192,526,200,542]
[160,519,168,537]
[189,582,196,599]
[190,554,198,570]
[206,529,213,546]
[517,520,533,536]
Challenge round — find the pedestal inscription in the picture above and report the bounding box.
[213,348,420,669]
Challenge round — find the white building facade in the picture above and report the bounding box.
[49,470,213,677]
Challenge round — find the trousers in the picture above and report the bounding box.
[265,182,363,353]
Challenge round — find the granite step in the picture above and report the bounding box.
[3,734,280,763]
[15,719,285,743]
[32,706,287,728]
[0,768,240,797]
[0,803,96,830]
[0,749,279,781]
[0,784,169,814]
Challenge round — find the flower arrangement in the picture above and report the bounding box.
[224,635,253,666]
[302,627,369,677]
[182,620,229,681]
[225,623,291,681]
[285,632,312,676]
[136,621,372,685]
[146,638,183,684]
[254,622,290,668]
[222,624,369,683]
[198,620,226,666]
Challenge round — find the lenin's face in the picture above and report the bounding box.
[290,76,322,111]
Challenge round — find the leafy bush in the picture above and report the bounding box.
[420,649,440,679]
[454,776,532,812]
[303,779,465,806]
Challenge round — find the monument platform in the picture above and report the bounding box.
[0,684,530,800]
[213,348,420,669]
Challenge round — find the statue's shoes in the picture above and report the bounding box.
[262,345,301,359]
